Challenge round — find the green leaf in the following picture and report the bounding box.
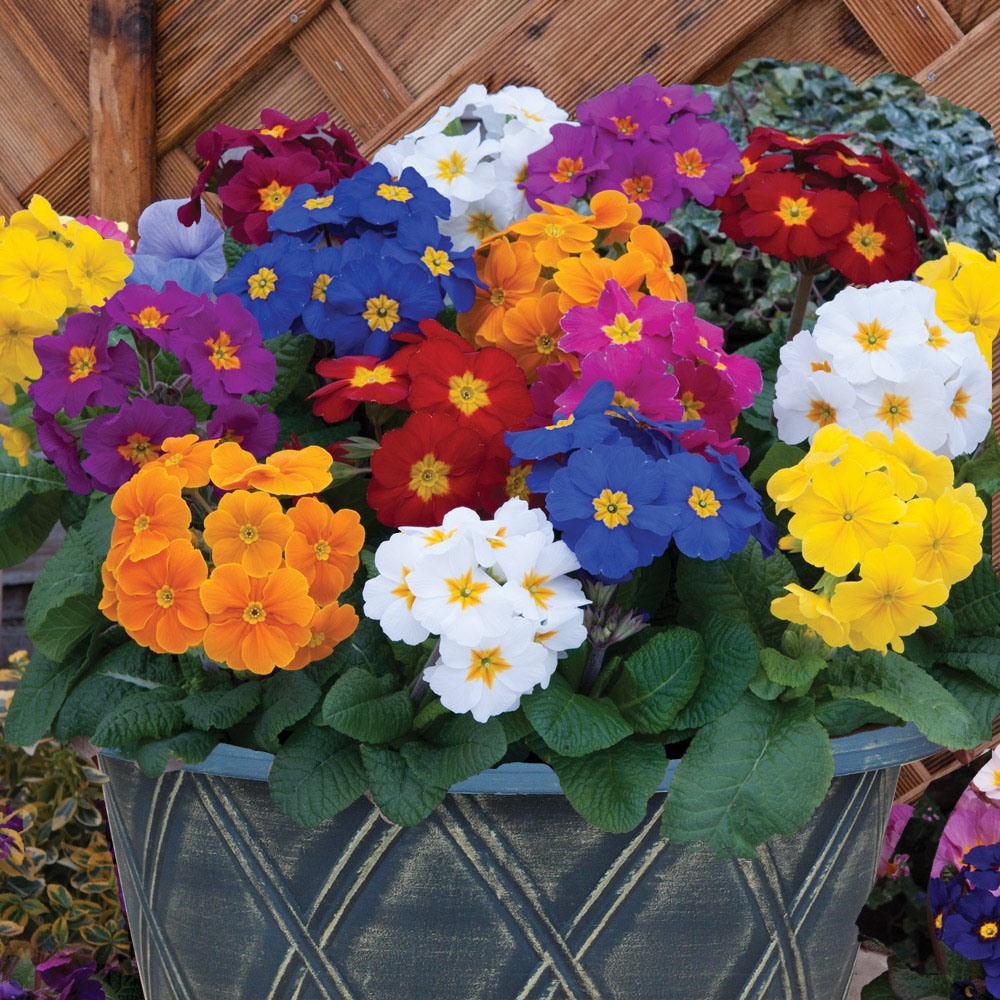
[671,615,760,729]
[609,628,702,734]
[956,430,1000,495]
[0,489,61,568]
[251,671,321,753]
[551,738,667,834]
[223,231,252,269]
[0,449,66,510]
[736,328,783,432]
[759,647,825,688]
[91,686,185,748]
[361,745,447,825]
[826,652,981,749]
[930,665,1000,741]
[248,332,316,408]
[4,649,88,745]
[319,616,399,679]
[182,682,262,730]
[749,441,806,492]
[498,706,533,742]
[134,729,220,777]
[268,723,366,827]
[401,714,507,787]
[814,698,900,738]
[94,641,181,688]
[524,674,632,756]
[947,556,1000,634]
[942,635,1000,685]
[53,674,137,743]
[321,667,413,743]
[661,693,834,857]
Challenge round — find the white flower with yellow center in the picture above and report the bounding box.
[439,186,523,251]
[972,748,1000,802]
[532,607,589,658]
[400,506,481,558]
[460,497,552,569]
[854,370,948,452]
[409,132,499,203]
[408,84,495,140]
[426,617,553,721]
[774,370,861,445]
[909,281,979,374]
[813,282,927,383]
[777,329,835,381]
[362,533,429,645]
[495,531,587,623]
[490,85,569,133]
[941,356,992,458]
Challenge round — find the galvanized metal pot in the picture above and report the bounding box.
[100,724,938,1000]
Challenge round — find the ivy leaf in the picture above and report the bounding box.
[661,693,834,858]
[182,682,262,731]
[321,668,413,743]
[550,738,667,834]
[524,674,632,756]
[361,745,447,826]
[0,489,62,568]
[401,714,507,787]
[947,556,1000,634]
[268,723,367,827]
[251,671,321,753]
[4,649,89,746]
[609,628,702,734]
[135,729,221,777]
[91,687,186,749]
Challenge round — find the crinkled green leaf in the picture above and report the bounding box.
[524,674,632,756]
[0,489,62,568]
[759,647,825,688]
[248,331,316,408]
[930,665,1000,741]
[0,449,66,510]
[182,682,262,731]
[361,745,446,825]
[251,671,321,753]
[322,667,413,743]
[946,557,1000,634]
[401,714,506,788]
[4,649,88,746]
[135,729,221,777]
[91,686,186,749]
[942,634,1000,685]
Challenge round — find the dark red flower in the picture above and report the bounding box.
[826,189,921,285]
[310,353,410,423]
[874,145,935,232]
[747,126,857,155]
[368,411,484,526]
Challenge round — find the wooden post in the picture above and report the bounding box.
[89,0,156,235]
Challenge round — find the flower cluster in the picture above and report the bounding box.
[523,75,741,223]
[918,240,1000,367]
[373,83,569,250]
[363,498,586,721]
[774,280,991,459]
[100,442,362,674]
[768,424,985,653]
[716,127,930,284]
[177,108,367,244]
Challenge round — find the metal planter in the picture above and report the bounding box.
[100,724,938,1000]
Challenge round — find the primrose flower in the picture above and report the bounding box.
[268,183,346,239]
[560,279,676,358]
[206,400,280,459]
[208,442,334,495]
[105,281,203,351]
[522,122,605,206]
[773,370,860,444]
[941,357,992,458]
[853,370,948,453]
[972,748,1000,803]
[408,131,499,203]
[151,434,217,488]
[109,465,191,568]
[362,532,431,645]
[34,407,93,494]
[330,163,451,227]
[930,258,1000,366]
[0,297,56,383]
[667,115,744,206]
[770,583,848,648]
[310,353,410,423]
[386,215,480,313]
[942,887,1000,963]
[287,602,359,670]
[0,226,72,317]
[285,497,364,606]
[203,490,294,577]
[494,531,587,622]
[826,190,919,285]
[65,221,133,306]
[130,196,226,285]
[933,789,1000,878]
[495,291,579,383]
[891,489,983,586]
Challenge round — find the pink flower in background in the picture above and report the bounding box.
[932,789,1000,878]
[972,748,1000,802]
[877,803,914,879]
[75,213,133,253]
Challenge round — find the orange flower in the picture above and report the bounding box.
[586,190,642,243]
[286,498,364,605]
[627,225,688,301]
[115,539,209,654]
[553,250,646,311]
[200,563,315,674]
[99,559,119,623]
[457,238,542,346]
[209,442,334,495]
[508,203,597,267]
[109,465,191,568]
[495,292,580,382]
[203,490,294,577]
[287,602,359,670]
[153,434,218,487]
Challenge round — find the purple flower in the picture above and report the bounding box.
[878,803,914,879]
[179,294,276,404]
[35,408,94,494]
[522,123,606,208]
[576,77,671,142]
[30,312,139,418]
[0,982,28,1000]
[36,952,105,1000]
[667,115,742,206]
[130,197,226,285]
[0,804,23,861]
[943,886,1000,961]
[207,399,279,458]
[658,82,714,119]
[81,398,195,492]
[104,281,203,351]
[595,139,684,223]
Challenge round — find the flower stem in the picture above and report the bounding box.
[786,265,816,342]
[580,642,607,696]
[410,637,440,706]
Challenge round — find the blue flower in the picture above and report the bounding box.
[705,446,778,557]
[129,196,226,288]
[332,164,450,228]
[215,235,314,338]
[660,451,763,561]
[127,255,216,295]
[929,876,963,939]
[965,844,1000,891]
[545,439,676,581]
[942,885,1000,961]
[268,183,347,239]
[614,408,703,460]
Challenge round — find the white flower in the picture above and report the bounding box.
[439,185,524,250]
[777,330,835,381]
[813,282,927,384]
[941,356,992,458]
[532,607,588,655]
[490,85,568,133]
[406,542,513,646]
[425,617,554,721]
[972,748,1000,802]
[496,531,587,622]
[908,281,978,374]
[408,132,499,203]
[464,497,552,568]
[362,533,430,645]
[773,370,861,445]
[407,84,492,140]
[372,137,418,179]
[854,370,948,452]
[400,507,480,557]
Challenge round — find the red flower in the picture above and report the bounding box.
[826,190,920,285]
[874,146,935,232]
[389,318,476,372]
[368,412,484,526]
[747,126,857,155]
[310,354,410,423]
[407,338,533,436]
[804,148,893,184]
[715,146,790,243]
[738,173,853,261]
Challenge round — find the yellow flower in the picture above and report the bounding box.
[0,296,56,382]
[830,544,948,654]
[932,260,1000,365]
[767,424,852,511]
[788,459,905,575]
[863,429,954,501]
[0,424,30,466]
[0,373,25,406]
[951,481,988,524]
[891,488,983,586]
[771,583,848,648]
[916,241,989,285]
[66,222,132,307]
[9,194,71,241]
[0,226,71,317]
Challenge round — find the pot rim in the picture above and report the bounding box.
[99,721,940,795]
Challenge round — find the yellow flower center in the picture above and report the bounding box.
[806,398,837,426]
[951,386,971,419]
[925,320,949,349]
[445,569,489,609]
[489,287,506,307]
[622,174,653,202]
[688,485,721,519]
[408,453,451,501]
[304,194,334,210]
[601,313,643,344]
[206,330,241,371]
[593,488,633,528]
[611,390,640,411]
[377,183,413,202]
[116,432,159,467]
[854,319,892,352]
[312,273,331,302]
[314,539,331,561]
[447,370,491,415]
[68,345,99,382]
[248,267,278,300]
[421,246,453,276]
[362,293,401,332]
[257,180,292,212]
[847,222,886,262]
[467,212,498,238]
[465,645,512,688]
[243,601,267,624]
[506,464,531,500]
[522,570,555,610]
[876,392,912,429]
[981,921,999,941]
[349,363,395,388]
[239,523,259,544]
[435,151,468,181]
[679,391,705,421]
[156,585,174,608]
[544,222,565,238]
[131,306,167,329]
[550,156,583,183]
[133,515,150,533]
[611,115,638,135]
[675,148,708,178]
[776,196,814,226]
[535,333,555,354]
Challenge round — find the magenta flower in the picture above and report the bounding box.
[35,408,93,494]
[74,214,133,253]
[36,952,105,1000]
[522,123,607,208]
[576,76,671,142]
[658,83,714,119]
[179,294,276,404]
[207,399,280,458]
[672,359,742,437]
[595,139,684,223]
[30,312,139,418]
[105,281,204,351]
[556,344,682,423]
[560,279,678,360]
[81,398,195,492]
[667,115,742,206]
[527,361,577,429]
[679,425,749,468]
[878,803,914,878]
[932,789,1000,878]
